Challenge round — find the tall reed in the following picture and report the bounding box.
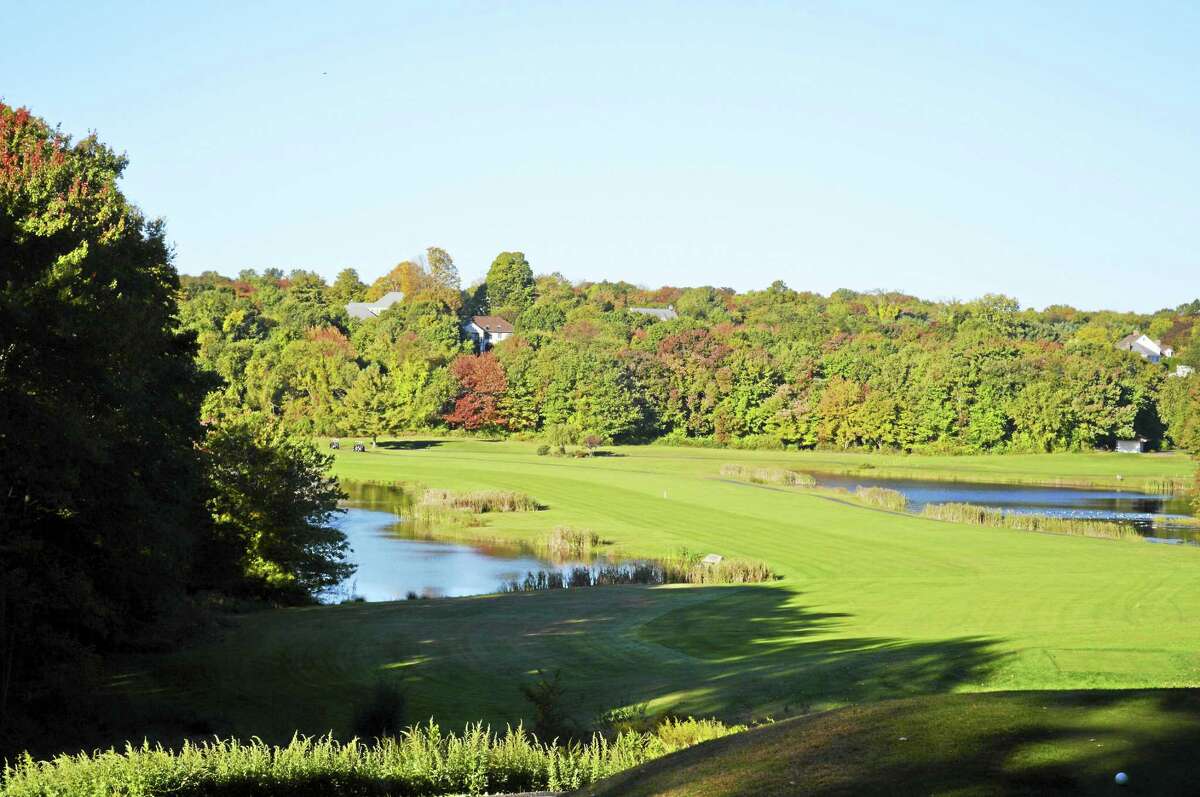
[719,464,816,487]
[420,489,543,513]
[920,502,1144,541]
[853,486,909,512]
[499,553,775,593]
[546,527,602,560]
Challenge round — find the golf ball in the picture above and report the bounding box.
[1114,771,1128,785]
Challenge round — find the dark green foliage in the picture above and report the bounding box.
[520,670,579,742]
[350,680,407,740]
[201,414,353,601]
[0,103,209,746]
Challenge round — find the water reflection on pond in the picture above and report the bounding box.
[812,473,1198,541]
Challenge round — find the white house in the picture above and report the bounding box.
[1116,333,1173,364]
[629,305,678,321]
[346,291,405,320]
[464,315,514,351]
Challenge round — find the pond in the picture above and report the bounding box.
[328,482,592,603]
[812,472,1198,542]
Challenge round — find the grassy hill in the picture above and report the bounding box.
[97,440,1198,747]
[580,689,1200,796]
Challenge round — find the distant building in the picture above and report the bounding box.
[346,291,405,320]
[464,315,513,351]
[1116,438,1147,454]
[1116,333,1174,364]
[629,305,678,321]
[1172,364,1195,378]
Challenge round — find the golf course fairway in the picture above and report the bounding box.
[107,440,1199,747]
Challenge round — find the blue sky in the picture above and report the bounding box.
[4,1,1197,311]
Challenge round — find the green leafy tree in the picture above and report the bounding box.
[201,414,353,601]
[485,251,536,316]
[0,104,209,733]
[426,246,460,291]
[330,268,368,304]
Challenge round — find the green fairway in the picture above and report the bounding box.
[580,689,1200,796]
[105,440,1200,746]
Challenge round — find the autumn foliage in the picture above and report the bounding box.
[444,353,508,430]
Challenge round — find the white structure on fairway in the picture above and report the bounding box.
[1116,333,1173,363]
[346,291,405,320]
[629,305,678,321]
[464,315,514,351]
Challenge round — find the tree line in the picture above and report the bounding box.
[182,256,1200,455]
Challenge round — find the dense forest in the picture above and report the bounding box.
[181,257,1200,454]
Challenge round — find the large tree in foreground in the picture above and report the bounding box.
[0,104,209,735]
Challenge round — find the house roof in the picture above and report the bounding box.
[1117,332,1166,357]
[470,315,513,333]
[346,291,405,319]
[629,306,679,321]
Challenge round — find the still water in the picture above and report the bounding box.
[812,473,1198,541]
[330,505,555,601]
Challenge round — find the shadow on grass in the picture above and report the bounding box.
[55,586,1006,759]
[374,439,444,450]
[583,689,1200,796]
[631,586,1005,715]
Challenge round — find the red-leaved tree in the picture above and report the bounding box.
[444,353,508,431]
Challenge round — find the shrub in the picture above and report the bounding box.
[0,720,741,796]
[536,445,551,456]
[853,486,908,512]
[420,489,543,513]
[520,670,579,743]
[719,464,815,487]
[921,502,1144,541]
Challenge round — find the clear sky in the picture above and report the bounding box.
[4,1,1197,311]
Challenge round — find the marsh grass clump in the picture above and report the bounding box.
[853,486,908,512]
[921,502,1144,541]
[719,464,816,487]
[547,526,602,560]
[499,553,775,593]
[660,553,776,585]
[420,489,543,513]
[0,719,741,797]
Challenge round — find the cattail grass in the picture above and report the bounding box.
[719,464,815,487]
[547,527,603,560]
[853,486,908,512]
[420,489,543,513]
[921,502,1144,541]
